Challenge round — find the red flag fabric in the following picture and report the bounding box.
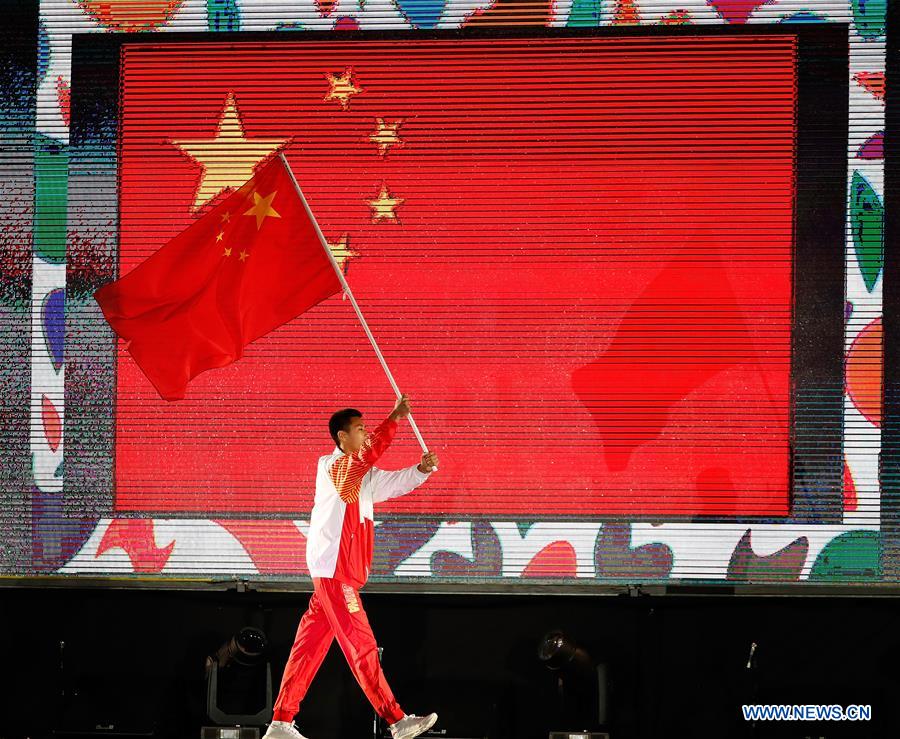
[95,156,342,400]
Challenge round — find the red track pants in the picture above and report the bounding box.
[272,577,405,725]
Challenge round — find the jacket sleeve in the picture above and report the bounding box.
[330,418,397,504]
[370,464,431,504]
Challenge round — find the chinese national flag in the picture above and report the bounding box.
[95,156,341,400]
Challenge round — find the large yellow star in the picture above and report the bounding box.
[243,190,281,229]
[370,117,404,157]
[324,69,362,110]
[172,93,286,211]
[368,183,403,223]
[327,233,359,273]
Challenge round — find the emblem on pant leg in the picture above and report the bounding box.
[342,583,360,613]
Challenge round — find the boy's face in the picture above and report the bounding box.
[338,416,367,453]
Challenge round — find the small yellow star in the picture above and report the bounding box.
[327,233,359,273]
[238,250,249,262]
[216,231,224,242]
[221,211,231,223]
[368,183,403,223]
[370,117,404,157]
[243,190,281,229]
[325,69,362,110]
[223,247,232,257]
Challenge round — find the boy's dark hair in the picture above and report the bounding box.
[329,408,362,449]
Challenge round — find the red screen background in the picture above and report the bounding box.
[115,35,796,517]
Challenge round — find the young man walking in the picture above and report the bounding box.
[264,395,439,739]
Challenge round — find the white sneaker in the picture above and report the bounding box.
[262,721,309,739]
[389,713,438,739]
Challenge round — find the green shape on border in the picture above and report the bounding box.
[809,530,881,582]
[567,0,601,26]
[851,0,886,39]
[34,133,68,265]
[849,171,884,292]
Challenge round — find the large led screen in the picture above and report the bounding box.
[110,34,796,518]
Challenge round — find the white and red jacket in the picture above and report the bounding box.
[305,418,431,588]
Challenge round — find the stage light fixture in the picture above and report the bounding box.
[539,631,593,675]
[539,631,608,733]
[210,627,268,669]
[203,626,273,737]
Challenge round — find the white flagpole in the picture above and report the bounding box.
[278,152,434,464]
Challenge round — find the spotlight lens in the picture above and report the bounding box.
[538,630,570,666]
[236,627,267,658]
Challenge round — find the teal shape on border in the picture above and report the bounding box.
[779,11,826,23]
[567,0,601,26]
[516,521,535,536]
[809,530,880,582]
[207,0,241,31]
[849,171,884,292]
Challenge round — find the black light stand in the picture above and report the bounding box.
[539,631,610,739]
[202,627,272,739]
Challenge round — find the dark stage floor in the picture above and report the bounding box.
[3,587,898,739]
